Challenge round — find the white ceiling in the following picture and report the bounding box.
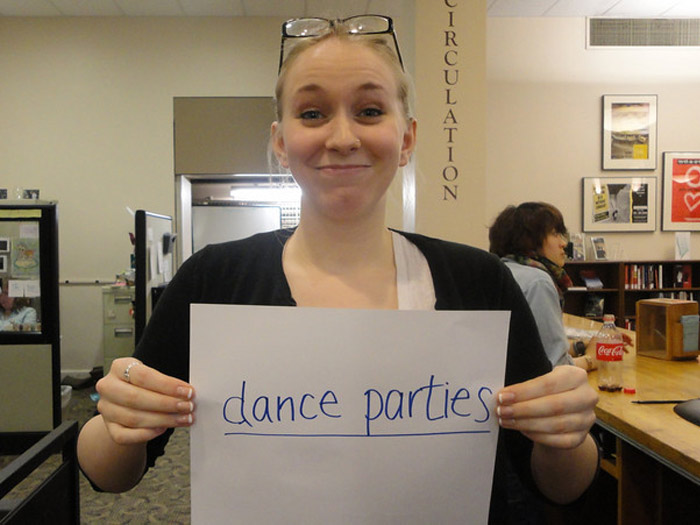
[2,0,700,18]
[488,0,700,17]
[0,1,399,18]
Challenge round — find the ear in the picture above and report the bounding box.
[399,118,417,167]
[270,121,289,169]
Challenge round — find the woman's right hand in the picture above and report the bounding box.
[96,357,196,446]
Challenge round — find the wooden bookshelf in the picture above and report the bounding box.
[563,260,700,329]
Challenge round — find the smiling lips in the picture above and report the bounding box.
[317,164,370,174]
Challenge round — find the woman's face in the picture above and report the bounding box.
[272,38,416,223]
[539,231,568,267]
[0,289,12,312]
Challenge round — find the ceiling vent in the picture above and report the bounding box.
[588,18,700,47]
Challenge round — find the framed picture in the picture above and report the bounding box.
[22,189,40,199]
[590,237,607,261]
[661,152,700,231]
[602,95,657,170]
[582,177,656,232]
[0,237,9,252]
[0,255,6,272]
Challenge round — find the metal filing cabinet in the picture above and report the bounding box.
[102,286,135,374]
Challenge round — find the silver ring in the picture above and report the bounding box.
[123,361,141,383]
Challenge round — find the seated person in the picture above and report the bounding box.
[0,279,38,331]
[489,202,594,371]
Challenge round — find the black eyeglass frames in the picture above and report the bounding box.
[278,15,404,73]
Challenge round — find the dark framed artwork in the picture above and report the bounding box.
[582,176,656,232]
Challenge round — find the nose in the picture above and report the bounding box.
[325,112,360,154]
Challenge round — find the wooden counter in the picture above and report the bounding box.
[564,314,700,524]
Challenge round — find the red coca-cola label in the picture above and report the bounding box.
[596,342,623,361]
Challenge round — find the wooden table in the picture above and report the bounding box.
[564,314,700,524]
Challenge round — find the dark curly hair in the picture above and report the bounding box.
[488,202,567,257]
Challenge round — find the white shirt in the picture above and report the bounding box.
[392,231,436,310]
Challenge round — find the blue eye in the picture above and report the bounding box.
[300,109,323,120]
[359,107,383,118]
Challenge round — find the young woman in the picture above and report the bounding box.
[78,16,599,522]
[489,202,595,371]
[0,278,38,331]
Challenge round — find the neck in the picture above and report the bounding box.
[281,200,399,309]
[289,216,393,272]
[283,218,397,309]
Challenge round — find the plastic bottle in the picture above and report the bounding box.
[595,314,624,392]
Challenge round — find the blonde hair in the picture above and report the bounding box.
[274,30,412,123]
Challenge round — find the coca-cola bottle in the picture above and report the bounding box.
[595,314,624,392]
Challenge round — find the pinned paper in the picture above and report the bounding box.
[7,279,40,298]
[19,222,39,239]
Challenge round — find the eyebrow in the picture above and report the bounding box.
[292,81,388,96]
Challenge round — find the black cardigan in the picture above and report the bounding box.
[134,229,552,523]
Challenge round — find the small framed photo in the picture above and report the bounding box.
[22,189,40,199]
[582,176,656,232]
[0,189,7,199]
[0,238,9,252]
[661,151,700,231]
[0,255,7,272]
[602,95,657,170]
[591,237,607,261]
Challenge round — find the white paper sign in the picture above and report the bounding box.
[190,305,510,524]
[7,279,40,298]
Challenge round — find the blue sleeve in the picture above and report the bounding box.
[519,274,574,367]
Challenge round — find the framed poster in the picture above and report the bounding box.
[662,152,700,231]
[602,95,657,170]
[582,177,656,232]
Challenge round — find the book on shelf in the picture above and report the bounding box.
[625,263,664,290]
[579,269,603,289]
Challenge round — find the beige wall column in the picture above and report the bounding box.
[413,0,487,247]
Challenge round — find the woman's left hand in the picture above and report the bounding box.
[496,365,598,449]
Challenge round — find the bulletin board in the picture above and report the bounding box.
[0,202,60,453]
[134,210,174,344]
